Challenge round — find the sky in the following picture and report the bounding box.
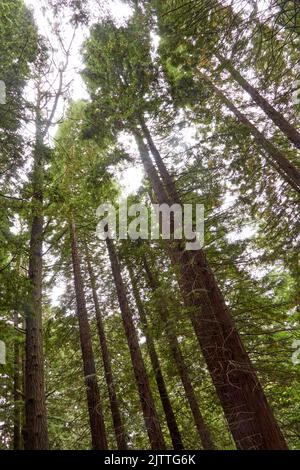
[23,0,132,105]
[24,0,143,195]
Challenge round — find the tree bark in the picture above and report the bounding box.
[13,311,22,450]
[85,245,128,450]
[128,264,184,450]
[106,237,166,450]
[216,52,300,151]
[135,129,288,450]
[141,258,216,450]
[70,222,108,450]
[139,115,181,203]
[201,72,300,194]
[24,99,48,450]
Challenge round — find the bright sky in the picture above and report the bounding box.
[24,0,143,197]
[23,0,133,101]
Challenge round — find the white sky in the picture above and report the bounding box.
[23,0,133,104]
[24,0,143,196]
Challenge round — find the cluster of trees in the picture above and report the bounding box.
[0,0,299,450]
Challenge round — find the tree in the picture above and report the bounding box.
[81,14,288,449]
[106,237,166,450]
[127,262,184,450]
[1,0,299,452]
[0,0,38,177]
[70,221,108,450]
[51,101,116,449]
[24,36,71,449]
[85,245,128,449]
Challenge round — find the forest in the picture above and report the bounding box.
[0,0,299,452]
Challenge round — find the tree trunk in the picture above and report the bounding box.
[85,245,128,450]
[201,72,300,194]
[13,311,22,450]
[141,258,216,450]
[135,129,288,450]
[128,264,184,450]
[139,115,181,203]
[21,316,26,446]
[106,237,166,450]
[216,52,300,151]
[70,222,108,450]
[24,102,48,450]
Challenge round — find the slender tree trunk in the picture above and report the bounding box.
[139,115,181,203]
[135,129,288,450]
[24,100,48,450]
[216,52,300,151]
[128,265,184,450]
[141,258,216,450]
[13,311,22,450]
[106,237,166,450]
[70,222,108,450]
[201,72,300,194]
[85,245,128,450]
[21,316,26,445]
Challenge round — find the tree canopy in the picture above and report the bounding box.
[0,0,299,452]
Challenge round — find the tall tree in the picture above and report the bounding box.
[127,263,184,450]
[198,73,300,195]
[106,237,166,450]
[82,15,288,449]
[136,126,288,450]
[140,255,216,450]
[215,52,300,151]
[85,245,128,449]
[70,222,108,450]
[23,22,75,447]
[24,79,49,450]
[0,3,40,446]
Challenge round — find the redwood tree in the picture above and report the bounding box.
[106,236,166,450]
[70,222,108,450]
[127,264,184,450]
[85,245,128,450]
[136,129,288,450]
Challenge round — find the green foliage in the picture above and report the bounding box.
[0,0,38,174]
[1,0,300,451]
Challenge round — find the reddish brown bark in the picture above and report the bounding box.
[13,311,22,450]
[135,130,288,450]
[142,258,216,450]
[24,103,48,450]
[106,237,166,450]
[139,115,181,203]
[128,265,184,450]
[70,222,108,450]
[85,246,128,450]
